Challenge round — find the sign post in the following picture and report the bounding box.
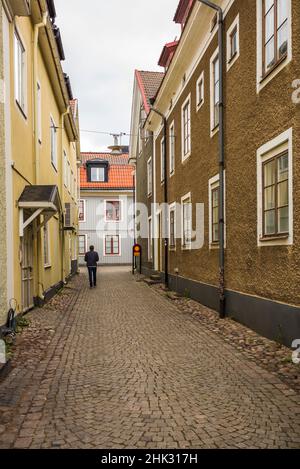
[132,244,142,275]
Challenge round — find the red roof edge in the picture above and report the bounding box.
[173,0,194,24]
[135,69,150,114]
[158,41,179,68]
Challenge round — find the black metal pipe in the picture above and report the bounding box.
[198,0,225,318]
[150,107,169,289]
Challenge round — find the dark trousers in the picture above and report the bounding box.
[88,267,97,286]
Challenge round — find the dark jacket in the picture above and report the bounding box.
[84,250,99,267]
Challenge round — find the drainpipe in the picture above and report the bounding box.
[33,11,47,302]
[150,107,168,288]
[60,108,70,285]
[198,0,225,318]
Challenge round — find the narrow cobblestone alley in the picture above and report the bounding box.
[0,267,299,449]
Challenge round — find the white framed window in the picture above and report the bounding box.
[257,128,293,246]
[90,166,105,182]
[79,234,87,255]
[67,160,71,192]
[256,0,292,92]
[64,151,68,187]
[37,81,42,142]
[79,199,86,223]
[105,200,122,222]
[147,157,152,196]
[50,116,57,170]
[160,137,165,183]
[227,15,240,71]
[196,72,204,110]
[43,222,51,267]
[104,235,120,256]
[169,203,176,250]
[14,29,26,115]
[208,173,226,249]
[210,48,219,135]
[181,94,191,161]
[71,170,74,198]
[148,216,153,260]
[181,192,192,249]
[169,121,175,176]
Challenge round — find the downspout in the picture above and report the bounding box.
[60,108,70,285]
[150,107,168,288]
[198,0,225,318]
[33,11,47,302]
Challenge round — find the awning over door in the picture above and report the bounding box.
[18,185,62,237]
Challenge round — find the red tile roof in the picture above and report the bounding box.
[69,99,78,118]
[158,41,179,68]
[80,152,134,190]
[135,70,165,114]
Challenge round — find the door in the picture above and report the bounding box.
[21,227,34,312]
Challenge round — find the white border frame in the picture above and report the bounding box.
[181,192,192,250]
[160,137,165,183]
[79,199,86,223]
[196,71,205,111]
[169,202,176,251]
[181,93,191,162]
[43,221,51,268]
[78,234,87,255]
[226,14,240,71]
[147,157,152,196]
[104,199,123,223]
[256,0,292,93]
[50,114,58,171]
[169,120,175,176]
[14,25,27,119]
[210,47,219,137]
[148,216,153,261]
[103,233,121,257]
[257,127,293,246]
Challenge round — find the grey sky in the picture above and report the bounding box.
[54,0,179,152]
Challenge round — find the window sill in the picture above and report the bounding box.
[44,264,51,270]
[196,99,204,111]
[228,51,238,65]
[16,100,27,120]
[169,171,175,178]
[260,53,288,84]
[259,234,289,243]
[51,162,58,173]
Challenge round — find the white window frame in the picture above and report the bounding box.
[50,115,57,170]
[43,222,51,268]
[147,157,152,196]
[63,151,67,187]
[14,28,27,117]
[78,234,87,255]
[256,0,292,93]
[169,202,176,251]
[148,216,153,260]
[181,93,191,162]
[160,137,165,183]
[196,71,205,111]
[37,80,42,142]
[169,121,175,176]
[210,48,219,137]
[208,173,226,249]
[226,14,240,71]
[79,199,86,223]
[257,127,293,246]
[103,234,121,257]
[105,199,122,223]
[67,160,71,193]
[181,192,192,250]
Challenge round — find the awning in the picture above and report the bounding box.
[18,185,62,237]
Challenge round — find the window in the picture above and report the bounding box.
[160,137,165,182]
[169,204,176,249]
[105,201,121,222]
[79,199,86,222]
[71,170,74,198]
[64,151,67,187]
[105,235,120,255]
[263,0,288,75]
[79,235,87,255]
[169,122,175,175]
[147,158,152,196]
[211,186,220,243]
[37,82,42,142]
[227,15,240,70]
[67,160,71,192]
[212,56,219,129]
[91,166,105,182]
[14,31,26,114]
[148,217,153,260]
[263,153,289,236]
[181,194,192,248]
[43,222,51,267]
[257,128,293,246]
[196,72,204,110]
[181,94,191,161]
[50,117,57,169]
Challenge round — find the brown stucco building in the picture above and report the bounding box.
[130,0,300,346]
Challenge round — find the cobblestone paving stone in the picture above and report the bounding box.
[0,266,300,449]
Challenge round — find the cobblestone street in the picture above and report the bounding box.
[0,267,300,449]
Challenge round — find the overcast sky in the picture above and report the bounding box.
[54,0,179,152]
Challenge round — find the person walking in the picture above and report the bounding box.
[84,245,99,288]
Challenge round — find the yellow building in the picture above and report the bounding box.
[0,0,80,324]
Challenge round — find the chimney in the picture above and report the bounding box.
[108,134,123,154]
